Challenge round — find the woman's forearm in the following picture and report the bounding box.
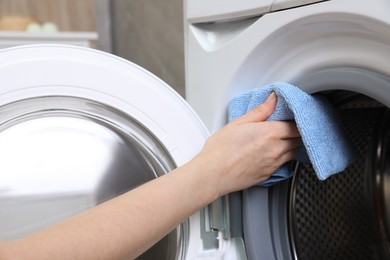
[3,157,219,260]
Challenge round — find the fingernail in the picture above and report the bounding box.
[266,92,277,102]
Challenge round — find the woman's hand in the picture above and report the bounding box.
[194,93,301,196]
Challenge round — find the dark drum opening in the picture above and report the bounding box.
[289,90,390,260]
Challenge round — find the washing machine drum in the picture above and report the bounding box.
[289,92,390,260]
[244,91,390,260]
[0,45,208,259]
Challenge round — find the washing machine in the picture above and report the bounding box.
[185,0,390,259]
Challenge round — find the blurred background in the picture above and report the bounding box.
[0,0,185,96]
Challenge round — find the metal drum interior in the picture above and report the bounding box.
[0,96,186,260]
[289,91,390,260]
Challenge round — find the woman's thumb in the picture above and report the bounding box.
[234,92,277,124]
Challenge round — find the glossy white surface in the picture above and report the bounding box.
[186,0,390,133]
[186,0,325,23]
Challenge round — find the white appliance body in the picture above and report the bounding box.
[186,0,390,132]
[185,0,390,259]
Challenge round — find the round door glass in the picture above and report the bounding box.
[0,96,187,260]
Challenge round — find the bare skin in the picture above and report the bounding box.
[0,93,301,259]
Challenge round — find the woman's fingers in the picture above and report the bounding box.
[233,92,277,124]
[260,136,302,166]
[281,137,303,152]
[232,92,300,140]
[261,120,300,139]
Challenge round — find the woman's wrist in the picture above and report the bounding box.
[181,153,227,200]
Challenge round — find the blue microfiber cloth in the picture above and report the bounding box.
[228,82,356,186]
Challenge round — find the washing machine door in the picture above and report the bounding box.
[0,45,209,260]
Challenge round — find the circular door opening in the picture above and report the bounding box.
[289,91,390,260]
[0,96,187,260]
